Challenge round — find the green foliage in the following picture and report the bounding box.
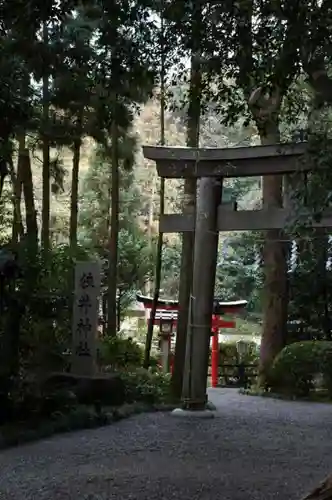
[214,341,259,386]
[218,342,259,367]
[0,406,110,449]
[79,147,155,315]
[2,0,332,431]
[43,372,126,407]
[215,231,263,312]
[160,241,182,297]
[10,374,78,421]
[4,364,170,433]
[19,244,89,366]
[117,225,154,291]
[100,336,143,369]
[268,341,332,398]
[43,367,170,408]
[285,118,332,343]
[120,368,171,405]
[79,146,142,250]
[0,242,90,395]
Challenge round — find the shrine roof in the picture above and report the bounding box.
[136,294,247,312]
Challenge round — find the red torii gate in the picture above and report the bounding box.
[137,294,247,387]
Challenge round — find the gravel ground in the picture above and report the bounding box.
[1,388,332,500]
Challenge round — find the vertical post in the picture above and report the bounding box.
[183,177,222,410]
[211,317,219,388]
[159,335,171,373]
[159,317,173,373]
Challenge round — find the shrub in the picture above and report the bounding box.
[267,341,332,397]
[42,389,78,417]
[100,336,143,369]
[42,366,171,412]
[120,368,171,405]
[8,372,79,422]
[43,369,170,408]
[211,341,259,366]
[43,372,126,407]
[211,341,259,385]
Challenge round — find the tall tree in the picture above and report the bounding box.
[107,114,120,336]
[144,0,167,368]
[79,146,154,327]
[91,1,157,335]
[202,0,301,380]
[41,19,51,254]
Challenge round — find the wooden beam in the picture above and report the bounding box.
[143,142,308,179]
[159,208,332,233]
[160,214,195,232]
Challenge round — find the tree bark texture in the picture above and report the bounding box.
[21,148,38,247]
[41,21,50,254]
[144,4,166,368]
[107,118,119,337]
[11,143,24,243]
[249,90,288,382]
[172,1,202,400]
[70,131,82,250]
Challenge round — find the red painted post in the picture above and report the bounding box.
[211,315,219,388]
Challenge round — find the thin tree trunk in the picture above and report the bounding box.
[143,5,166,368]
[20,146,38,247]
[145,180,156,297]
[41,21,50,255]
[313,228,330,338]
[70,121,82,250]
[0,160,7,200]
[102,293,107,336]
[107,116,119,337]
[11,141,24,243]
[116,291,121,332]
[143,178,165,368]
[172,7,201,399]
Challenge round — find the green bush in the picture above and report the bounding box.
[44,369,170,408]
[267,341,332,397]
[100,336,143,369]
[8,373,79,422]
[43,372,126,407]
[120,368,171,404]
[210,342,259,385]
[212,341,259,366]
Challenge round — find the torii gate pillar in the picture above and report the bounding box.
[182,178,222,411]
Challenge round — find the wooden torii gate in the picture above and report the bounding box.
[143,142,332,412]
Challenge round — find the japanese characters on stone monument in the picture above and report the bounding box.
[71,261,101,376]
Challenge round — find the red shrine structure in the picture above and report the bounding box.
[136,294,247,388]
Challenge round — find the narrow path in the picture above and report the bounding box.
[0,389,331,500]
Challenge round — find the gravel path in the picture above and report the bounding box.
[1,389,332,500]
